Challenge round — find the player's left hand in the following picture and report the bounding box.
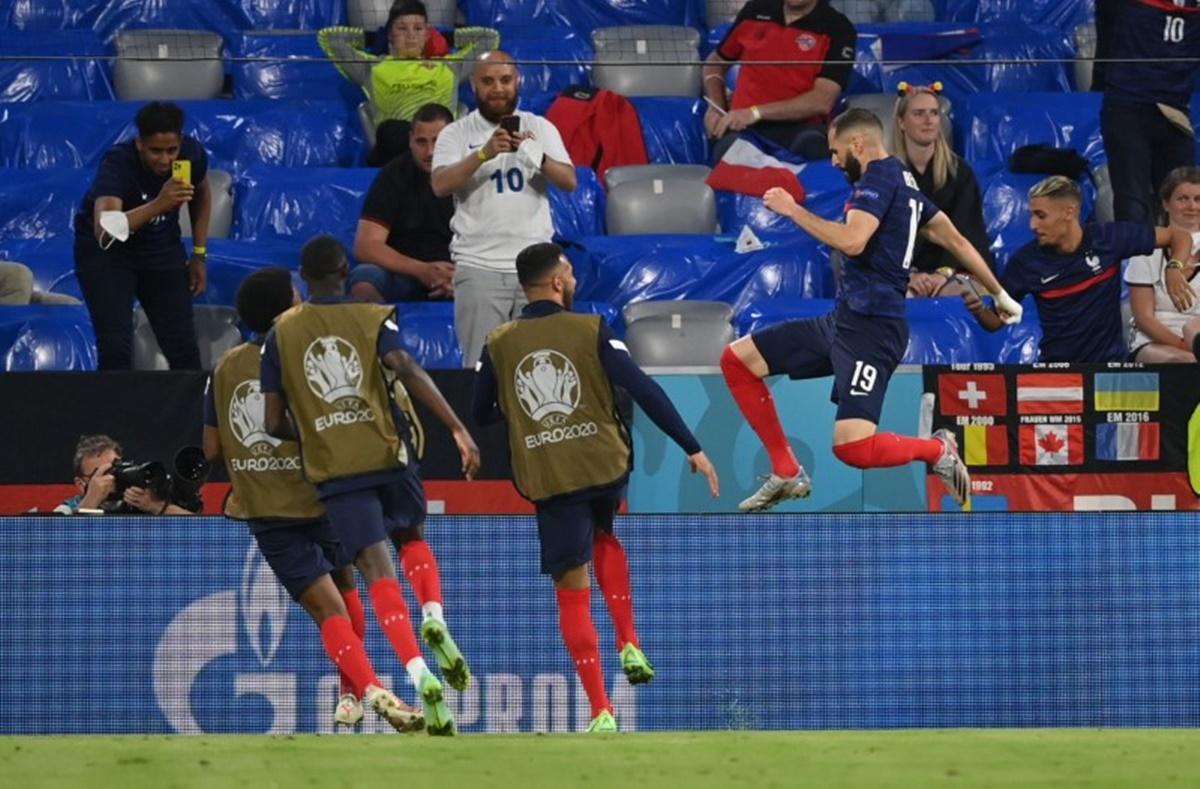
[124,486,166,514]
[688,451,720,498]
[188,254,207,296]
[993,289,1023,325]
[453,427,481,481]
[1165,265,1196,312]
[762,187,797,217]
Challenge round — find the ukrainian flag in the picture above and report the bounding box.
[1093,373,1159,412]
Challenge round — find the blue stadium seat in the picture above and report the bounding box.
[0,30,113,101]
[393,301,461,368]
[550,167,606,241]
[0,238,74,293]
[198,239,305,306]
[979,169,1097,273]
[233,166,376,243]
[574,300,623,337]
[735,297,832,336]
[714,160,852,235]
[231,31,364,105]
[499,26,594,118]
[0,305,96,371]
[630,97,708,165]
[961,91,1104,171]
[0,169,82,242]
[937,0,1092,31]
[0,100,363,172]
[463,0,702,32]
[976,294,1042,364]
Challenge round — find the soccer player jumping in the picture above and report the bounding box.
[721,108,1022,512]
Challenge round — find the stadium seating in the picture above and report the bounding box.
[114,30,225,101]
[624,299,733,326]
[832,0,935,24]
[499,26,594,117]
[232,167,376,242]
[0,305,96,371]
[549,167,606,241]
[231,30,364,105]
[630,97,709,165]
[960,91,1105,171]
[132,305,242,371]
[625,311,734,367]
[463,0,703,32]
[715,160,852,235]
[592,26,702,98]
[0,30,113,102]
[604,163,711,192]
[1073,22,1096,93]
[180,169,234,240]
[0,169,81,242]
[606,176,717,236]
[349,0,456,28]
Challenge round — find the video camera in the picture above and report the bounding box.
[102,446,210,514]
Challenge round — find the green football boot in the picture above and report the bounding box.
[418,670,456,737]
[620,643,656,686]
[420,617,472,692]
[586,709,618,733]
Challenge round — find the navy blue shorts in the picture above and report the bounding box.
[534,488,623,577]
[322,467,427,564]
[751,305,908,424]
[253,517,341,601]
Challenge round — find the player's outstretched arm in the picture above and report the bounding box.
[763,187,879,256]
[922,211,1021,325]
[383,349,481,480]
[688,451,720,498]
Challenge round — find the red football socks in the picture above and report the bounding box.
[338,588,367,696]
[555,587,611,719]
[368,577,422,664]
[592,531,639,650]
[720,346,800,478]
[320,615,378,696]
[399,539,443,606]
[833,432,942,468]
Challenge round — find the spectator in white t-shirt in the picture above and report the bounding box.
[1125,166,1200,362]
[431,50,576,368]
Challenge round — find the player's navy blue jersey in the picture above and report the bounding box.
[1002,222,1156,363]
[1106,0,1200,111]
[840,156,940,319]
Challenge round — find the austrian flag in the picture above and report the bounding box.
[1019,424,1083,465]
[1016,373,1083,415]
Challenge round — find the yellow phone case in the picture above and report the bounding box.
[172,160,191,185]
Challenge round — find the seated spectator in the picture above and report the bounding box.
[319,1,499,166]
[1125,166,1200,362]
[703,0,856,162]
[54,434,197,515]
[0,261,79,304]
[350,103,455,303]
[892,83,993,298]
[964,176,1194,363]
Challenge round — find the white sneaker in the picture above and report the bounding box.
[363,684,425,733]
[738,469,812,513]
[333,693,363,727]
[931,429,970,507]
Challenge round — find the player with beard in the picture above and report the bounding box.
[720,108,1023,512]
[431,50,576,369]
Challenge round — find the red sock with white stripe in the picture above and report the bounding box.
[555,587,611,719]
[338,588,367,697]
[368,577,423,665]
[399,540,444,622]
[319,615,378,697]
[720,346,801,478]
[592,531,638,650]
[833,433,942,468]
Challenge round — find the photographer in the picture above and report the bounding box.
[55,434,199,515]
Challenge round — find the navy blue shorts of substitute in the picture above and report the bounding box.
[751,304,908,424]
[534,487,623,577]
[251,517,342,601]
[321,466,427,564]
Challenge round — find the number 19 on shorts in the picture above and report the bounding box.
[850,361,877,396]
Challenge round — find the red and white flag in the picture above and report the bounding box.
[705,134,807,203]
[1019,424,1083,465]
[1016,373,1084,415]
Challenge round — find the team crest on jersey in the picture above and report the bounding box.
[303,336,364,405]
[228,380,282,456]
[796,33,817,52]
[514,350,580,427]
[1085,253,1101,274]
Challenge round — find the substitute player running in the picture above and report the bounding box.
[203,267,418,733]
[263,236,481,736]
[722,108,1022,512]
[473,242,719,733]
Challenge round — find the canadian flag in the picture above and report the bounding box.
[1019,424,1083,466]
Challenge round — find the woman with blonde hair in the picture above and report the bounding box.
[1124,166,1200,362]
[892,82,993,297]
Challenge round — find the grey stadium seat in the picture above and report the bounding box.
[592,26,701,97]
[606,176,717,235]
[623,299,733,327]
[603,163,710,191]
[1074,23,1097,92]
[705,0,742,27]
[830,0,934,23]
[1092,162,1114,224]
[133,305,242,371]
[843,92,952,147]
[358,101,377,149]
[348,0,457,28]
[114,30,225,101]
[180,169,233,240]
[625,312,735,367]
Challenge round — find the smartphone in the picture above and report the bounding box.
[961,275,999,315]
[172,159,191,185]
[500,115,520,135]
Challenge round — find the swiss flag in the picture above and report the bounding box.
[1019,424,1083,466]
[938,373,1007,416]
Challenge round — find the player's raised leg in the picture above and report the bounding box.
[592,520,653,686]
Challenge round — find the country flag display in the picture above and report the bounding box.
[1093,373,1160,412]
[963,424,1009,466]
[1019,424,1083,465]
[1016,373,1083,415]
[1095,422,1160,461]
[937,373,1007,416]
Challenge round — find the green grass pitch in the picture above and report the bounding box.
[3,730,1197,788]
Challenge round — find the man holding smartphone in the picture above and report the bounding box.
[73,101,209,370]
[431,50,577,368]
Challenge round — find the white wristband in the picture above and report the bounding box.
[993,289,1023,325]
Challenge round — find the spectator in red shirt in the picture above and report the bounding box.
[703,0,856,161]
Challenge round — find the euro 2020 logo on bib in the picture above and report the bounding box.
[303,336,364,406]
[228,379,283,456]
[514,350,580,427]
